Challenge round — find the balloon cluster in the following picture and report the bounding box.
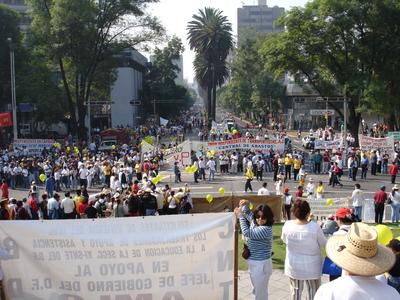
[375,224,393,245]
[185,165,198,174]
[152,174,163,185]
[326,198,334,206]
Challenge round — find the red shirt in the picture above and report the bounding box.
[374,190,387,205]
[389,164,398,176]
[131,184,140,194]
[77,202,88,215]
[1,183,9,199]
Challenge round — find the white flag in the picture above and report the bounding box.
[160,116,169,126]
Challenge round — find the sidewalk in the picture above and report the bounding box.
[238,270,329,300]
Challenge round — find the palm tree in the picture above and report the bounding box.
[187,7,233,124]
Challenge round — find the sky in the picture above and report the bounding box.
[147,0,309,83]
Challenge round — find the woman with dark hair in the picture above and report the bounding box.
[235,199,274,300]
[281,199,326,300]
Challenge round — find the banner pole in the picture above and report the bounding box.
[234,218,239,300]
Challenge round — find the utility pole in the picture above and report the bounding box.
[7,38,18,141]
[87,97,91,142]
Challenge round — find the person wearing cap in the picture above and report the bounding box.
[387,239,400,294]
[283,188,293,220]
[389,185,400,223]
[314,223,399,299]
[140,188,157,216]
[374,185,388,224]
[281,199,327,300]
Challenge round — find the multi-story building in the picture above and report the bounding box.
[237,0,284,45]
[109,48,148,128]
[0,0,30,31]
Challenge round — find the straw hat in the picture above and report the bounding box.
[393,184,399,190]
[326,223,395,276]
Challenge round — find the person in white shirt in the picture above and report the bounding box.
[351,183,365,221]
[314,223,398,300]
[79,166,89,188]
[281,199,327,300]
[230,152,238,174]
[206,158,216,181]
[257,182,270,196]
[60,192,75,219]
[306,178,316,201]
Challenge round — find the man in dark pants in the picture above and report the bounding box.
[374,185,387,224]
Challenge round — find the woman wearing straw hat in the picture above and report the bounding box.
[314,223,399,299]
[281,199,327,300]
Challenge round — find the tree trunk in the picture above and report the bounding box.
[207,84,212,128]
[212,66,216,121]
[59,58,77,136]
[77,100,86,141]
[348,98,361,146]
[387,112,398,131]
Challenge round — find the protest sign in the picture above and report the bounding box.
[0,213,235,300]
[358,135,394,152]
[13,139,54,155]
[207,138,285,153]
[388,131,400,142]
[314,139,343,150]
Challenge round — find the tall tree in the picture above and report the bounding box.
[141,36,194,118]
[28,0,164,139]
[187,7,233,124]
[218,37,286,122]
[0,4,21,107]
[259,0,400,143]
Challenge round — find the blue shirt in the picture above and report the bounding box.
[239,206,273,261]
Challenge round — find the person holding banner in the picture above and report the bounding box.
[235,200,274,300]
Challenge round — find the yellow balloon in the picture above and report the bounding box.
[375,225,393,245]
[111,145,116,150]
[66,146,71,152]
[211,150,215,155]
[326,198,333,206]
[218,187,225,196]
[185,166,192,173]
[39,174,46,183]
[249,202,254,210]
[207,151,212,158]
[206,194,213,203]
[191,165,198,173]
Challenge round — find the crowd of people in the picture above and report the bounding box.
[236,199,400,300]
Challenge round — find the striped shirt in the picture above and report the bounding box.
[239,207,273,261]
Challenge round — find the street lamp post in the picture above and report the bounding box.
[7,37,18,141]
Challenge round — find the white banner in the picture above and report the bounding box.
[388,131,400,142]
[13,139,54,155]
[163,141,191,166]
[314,139,343,150]
[0,213,235,300]
[207,138,285,153]
[310,109,335,116]
[142,141,192,166]
[358,135,394,152]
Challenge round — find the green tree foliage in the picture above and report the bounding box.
[187,7,233,123]
[0,4,21,107]
[218,37,286,122]
[27,0,165,139]
[141,36,194,118]
[259,0,400,141]
[0,4,64,133]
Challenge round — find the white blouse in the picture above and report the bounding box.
[281,220,327,280]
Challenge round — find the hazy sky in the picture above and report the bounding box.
[147,0,309,83]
